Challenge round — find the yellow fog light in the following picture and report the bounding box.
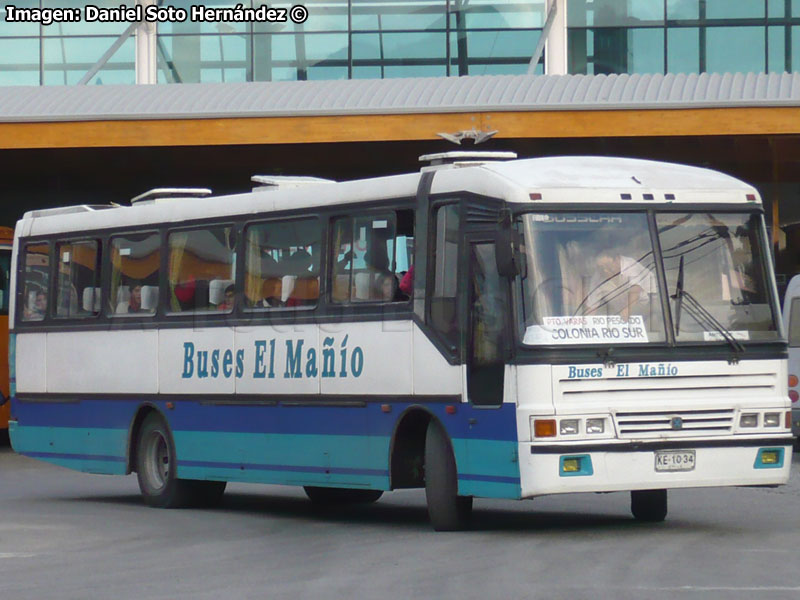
[761,451,779,464]
[563,458,580,472]
[559,454,593,477]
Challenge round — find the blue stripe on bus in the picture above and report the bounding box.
[12,398,519,441]
[26,451,126,463]
[179,460,388,477]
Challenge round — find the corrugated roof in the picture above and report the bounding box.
[1,72,800,123]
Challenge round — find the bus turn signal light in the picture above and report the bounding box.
[534,419,557,438]
[789,374,798,388]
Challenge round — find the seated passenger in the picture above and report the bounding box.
[217,284,235,311]
[375,273,400,302]
[127,285,144,313]
[24,291,47,320]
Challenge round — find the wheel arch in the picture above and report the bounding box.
[389,405,452,490]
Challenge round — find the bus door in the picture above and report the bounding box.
[466,238,508,407]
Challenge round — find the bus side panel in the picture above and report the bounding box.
[10,398,135,475]
[15,332,46,394]
[47,330,158,394]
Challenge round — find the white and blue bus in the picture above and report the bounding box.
[8,154,794,530]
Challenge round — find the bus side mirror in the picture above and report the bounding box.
[495,212,519,278]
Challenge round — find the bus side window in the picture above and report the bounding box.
[244,218,320,309]
[168,226,236,313]
[21,243,50,322]
[429,204,460,348]
[109,232,160,316]
[55,240,100,318]
[331,210,413,304]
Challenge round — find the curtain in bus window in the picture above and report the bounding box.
[244,218,320,309]
[110,232,160,315]
[21,243,49,322]
[56,240,99,318]
[168,227,236,312]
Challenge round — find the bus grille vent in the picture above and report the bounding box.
[614,409,735,437]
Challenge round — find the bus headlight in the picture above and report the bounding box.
[763,413,780,427]
[740,413,758,428]
[586,418,605,434]
[560,419,579,435]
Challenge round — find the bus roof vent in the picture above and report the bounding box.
[130,188,212,205]
[419,151,518,171]
[22,205,117,219]
[251,175,336,192]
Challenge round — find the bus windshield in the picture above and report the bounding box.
[518,211,778,346]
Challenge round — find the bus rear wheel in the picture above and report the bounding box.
[424,421,472,531]
[631,489,668,522]
[304,487,383,505]
[136,412,226,508]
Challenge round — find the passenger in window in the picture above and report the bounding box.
[399,265,414,297]
[127,285,144,313]
[376,273,399,302]
[174,277,197,311]
[588,250,655,319]
[218,285,235,311]
[24,291,47,320]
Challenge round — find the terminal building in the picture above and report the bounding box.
[2,0,800,281]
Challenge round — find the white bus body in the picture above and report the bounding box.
[9,156,793,530]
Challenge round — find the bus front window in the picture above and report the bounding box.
[518,212,667,345]
[656,212,779,343]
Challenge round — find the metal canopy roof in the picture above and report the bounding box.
[1,72,800,123]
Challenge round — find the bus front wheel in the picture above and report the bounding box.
[631,489,668,522]
[424,421,472,531]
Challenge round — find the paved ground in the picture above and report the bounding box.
[0,442,798,600]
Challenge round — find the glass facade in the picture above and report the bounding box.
[1,1,799,86]
[0,0,545,85]
[568,0,800,75]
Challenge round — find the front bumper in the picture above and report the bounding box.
[520,438,793,498]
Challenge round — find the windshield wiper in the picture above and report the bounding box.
[673,255,685,333]
[671,259,745,356]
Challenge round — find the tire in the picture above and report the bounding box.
[136,412,226,508]
[631,489,668,522]
[304,487,383,505]
[424,421,472,531]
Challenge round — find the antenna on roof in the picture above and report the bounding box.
[130,188,212,205]
[437,128,499,145]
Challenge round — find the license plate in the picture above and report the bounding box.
[654,450,696,472]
